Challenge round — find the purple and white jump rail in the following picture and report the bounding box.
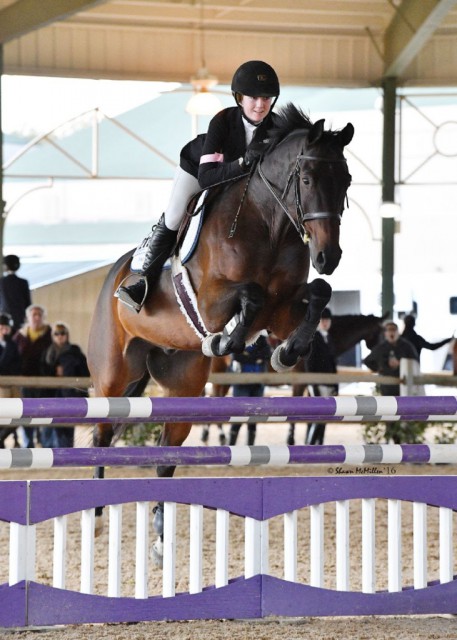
[1,395,457,425]
[3,448,457,626]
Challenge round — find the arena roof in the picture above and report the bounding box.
[1,1,457,88]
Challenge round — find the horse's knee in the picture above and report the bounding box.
[306,278,332,321]
[204,283,266,356]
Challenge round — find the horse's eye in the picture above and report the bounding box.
[302,174,310,186]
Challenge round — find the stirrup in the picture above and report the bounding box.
[114,276,148,313]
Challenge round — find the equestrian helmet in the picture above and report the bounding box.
[231,60,280,99]
[321,308,333,319]
[3,254,20,271]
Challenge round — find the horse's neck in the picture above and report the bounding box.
[331,317,376,355]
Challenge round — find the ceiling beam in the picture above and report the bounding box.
[0,0,107,44]
[384,0,457,77]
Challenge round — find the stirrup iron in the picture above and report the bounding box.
[115,275,148,313]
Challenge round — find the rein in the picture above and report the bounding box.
[257,152,346,240]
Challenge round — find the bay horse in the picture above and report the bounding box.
[87,104,353,549]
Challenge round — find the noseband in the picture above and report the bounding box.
[257,152,348,240]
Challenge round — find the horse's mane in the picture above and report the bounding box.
[266,103,313,149]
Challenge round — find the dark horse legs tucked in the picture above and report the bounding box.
[271,278,332,372]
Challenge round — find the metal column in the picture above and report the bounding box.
[0,44,4,272]
[381,76,397,318]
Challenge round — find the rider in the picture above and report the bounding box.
[116,60,280,312]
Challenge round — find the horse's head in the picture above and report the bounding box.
[261,105,353,275]
[364,311,389,349]
[299,117,353,274]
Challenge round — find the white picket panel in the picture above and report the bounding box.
[108,504,123,597]
[215,508,229,587]
[361,498,376,593]
[284,510,297,582]
[439,506,453,583]
[336,500,350,591]
[189,503,203,594]
[80,509,95,594]
[53,515,67,589]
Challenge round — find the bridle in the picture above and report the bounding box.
[257,151,349,241]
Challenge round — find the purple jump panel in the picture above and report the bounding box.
[28,577,261,626]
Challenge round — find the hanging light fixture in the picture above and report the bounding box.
[186,2,222,117]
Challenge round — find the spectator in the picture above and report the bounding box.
[43,322,90,448]
[228,333,272,446]
[363,321,419,396]
[305,308,338,445]
[0,312,22,448]
[13,304,52,447]
[402,314,453,362]
[0,255,32,333]
[0,312,21,381]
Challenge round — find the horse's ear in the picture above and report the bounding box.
[339,123,354,147]
[308,118,325,146]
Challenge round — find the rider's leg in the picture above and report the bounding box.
[116,167,199,312]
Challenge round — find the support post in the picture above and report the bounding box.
[381,76,397,318]
[0,44,5,274]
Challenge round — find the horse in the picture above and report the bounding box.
[87,104,353,552]
[286,312,387,444]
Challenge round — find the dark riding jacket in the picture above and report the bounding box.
[180,107,279,188]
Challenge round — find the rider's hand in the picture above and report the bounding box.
[242,142,266,170]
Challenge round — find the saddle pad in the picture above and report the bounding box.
[130,193,206,274]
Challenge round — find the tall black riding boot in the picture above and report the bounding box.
[116,214,178,312]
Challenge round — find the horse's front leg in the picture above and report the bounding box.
[202,282,265,357]
[271,278,331,372]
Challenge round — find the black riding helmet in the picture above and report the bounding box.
[231,60,280,110]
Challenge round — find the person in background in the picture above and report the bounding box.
[0,312,22,448]
[43,322,90,447]
[0,255,32,334]
[363,321,419,396]
[305,308,338,445]
[402,314,453,362]
[13,304,52,447]
[228,333,272,446]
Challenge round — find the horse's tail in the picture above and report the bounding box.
[111,370,151,444]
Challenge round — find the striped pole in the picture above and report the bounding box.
[0,396,456,423]
[1,444,457,469]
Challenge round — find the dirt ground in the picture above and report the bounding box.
[3,419,457,639]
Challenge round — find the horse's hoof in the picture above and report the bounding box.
[219,432,226,446]
[95,514,105,538]
[201,426,209,444]
[287,436,295,446]
[152,503,164,536]
[202,333,222,357]
[270,345,296,372]
[151,537,163,568]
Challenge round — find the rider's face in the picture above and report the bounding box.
[241,96,273,123]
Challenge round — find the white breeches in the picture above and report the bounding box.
[164,166,200,231]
